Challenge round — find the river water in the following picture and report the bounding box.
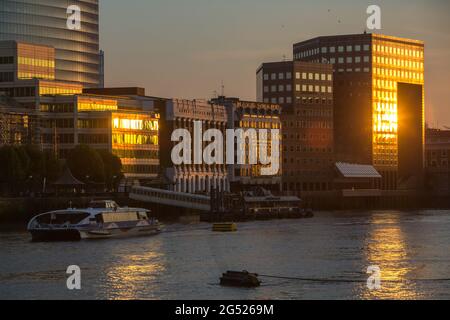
[0,210,449,300]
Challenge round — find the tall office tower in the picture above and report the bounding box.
[257,61,334,194]
[0,0,101,87]
[293,34,425,189]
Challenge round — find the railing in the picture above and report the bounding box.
[130,186,211,211]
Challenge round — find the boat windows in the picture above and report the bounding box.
[36,212,90,225]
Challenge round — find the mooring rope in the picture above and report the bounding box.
[258,274,450,283]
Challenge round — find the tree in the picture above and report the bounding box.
[0,146,26,194]
[98,149,123,189]
[66,145,105,183]
[43,150,63,182]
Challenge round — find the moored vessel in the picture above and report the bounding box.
[27,200,161,242]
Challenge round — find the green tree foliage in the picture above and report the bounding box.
[98,149,123,188]
[66,145,105,183]
[0,146,26,184]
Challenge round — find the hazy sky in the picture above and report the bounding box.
[100,0,450,127]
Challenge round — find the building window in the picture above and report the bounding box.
[279,73,284,80]
[271,85,277,92]
[330,58,336,64]
[338,46,344,52]
[308,73,313,80]
[321,74,326,81]
[279,97,285,104]
[355,45,361,52]
[321,47,327,53]
[286,84,292,91]
[296,72,300,79]
[278,85,284,92]
[330,47,336,53]
[263,86,269,93]
[286,72,292,79]
[364,56,370,63]
[263,74,269,81]
[286,97,292,103]
[363,44,370,51]
[271,73,276,80]
[355,57,361,63]
[338,57,344,64]
[327,74,332,81]
[347,57,353,63]
[296,84,301,92]
[346,45,353,52]
[302,72,307,80]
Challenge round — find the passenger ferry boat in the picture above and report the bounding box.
[27,200,161,242]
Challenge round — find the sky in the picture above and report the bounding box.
[100,0,450,128]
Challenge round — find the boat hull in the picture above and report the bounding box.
[30,229,81,242]
[30,225,161,242]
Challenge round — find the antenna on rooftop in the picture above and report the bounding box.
[221,80,225,97]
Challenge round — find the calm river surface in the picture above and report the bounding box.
[0,210,449,300]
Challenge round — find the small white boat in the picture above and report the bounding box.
[27,200,161,242]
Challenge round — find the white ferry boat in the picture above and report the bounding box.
[27,200,161,242]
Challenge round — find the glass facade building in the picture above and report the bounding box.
[293,33,425,190]
[0,0,100,87]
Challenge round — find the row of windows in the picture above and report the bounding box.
[40,104,75,113]
[0,56,13,64]
[282,120,333,129]
[373,68,423,81]
[374,45,423,58]
[0,87,35,97]
[0,71,13,82]
[18,56,55,68]
[112,133,159,146]
[263,72,332,82]
[295,109,333,117]
[123,165,160,175]
[78,134,109,144]
[374,56,423,70]
[283,146,333,153]
[263,96,333,105]
[283,158,334,165]
[264,84,333,94]
[263,72,292,81]
[42,134,74,144]
[40,86,82,96]
[294,44,371,59]
[337,67,371,73]
[41,119,74,129]
[18,71,55,80]
[329,56,370,64]
[78,119,109,129]
[113,149,159,160]
[283,133,333,142]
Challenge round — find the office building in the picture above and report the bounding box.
[256,61,334,194]
[0,1,101,87]
[211,96,282,192]
[293,33,425,190]
[160,99,229,194]
[425,128,450,193]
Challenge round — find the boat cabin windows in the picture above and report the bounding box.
[36,212,90,225]
[89,200,119,210]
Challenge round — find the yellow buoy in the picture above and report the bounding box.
[212,223,237,232]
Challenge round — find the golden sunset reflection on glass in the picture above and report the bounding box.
[362,213,421,300]
[103,244,166,300]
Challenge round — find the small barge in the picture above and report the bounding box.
[220,271,261,288]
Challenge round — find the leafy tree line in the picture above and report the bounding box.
[0,144,123,195]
